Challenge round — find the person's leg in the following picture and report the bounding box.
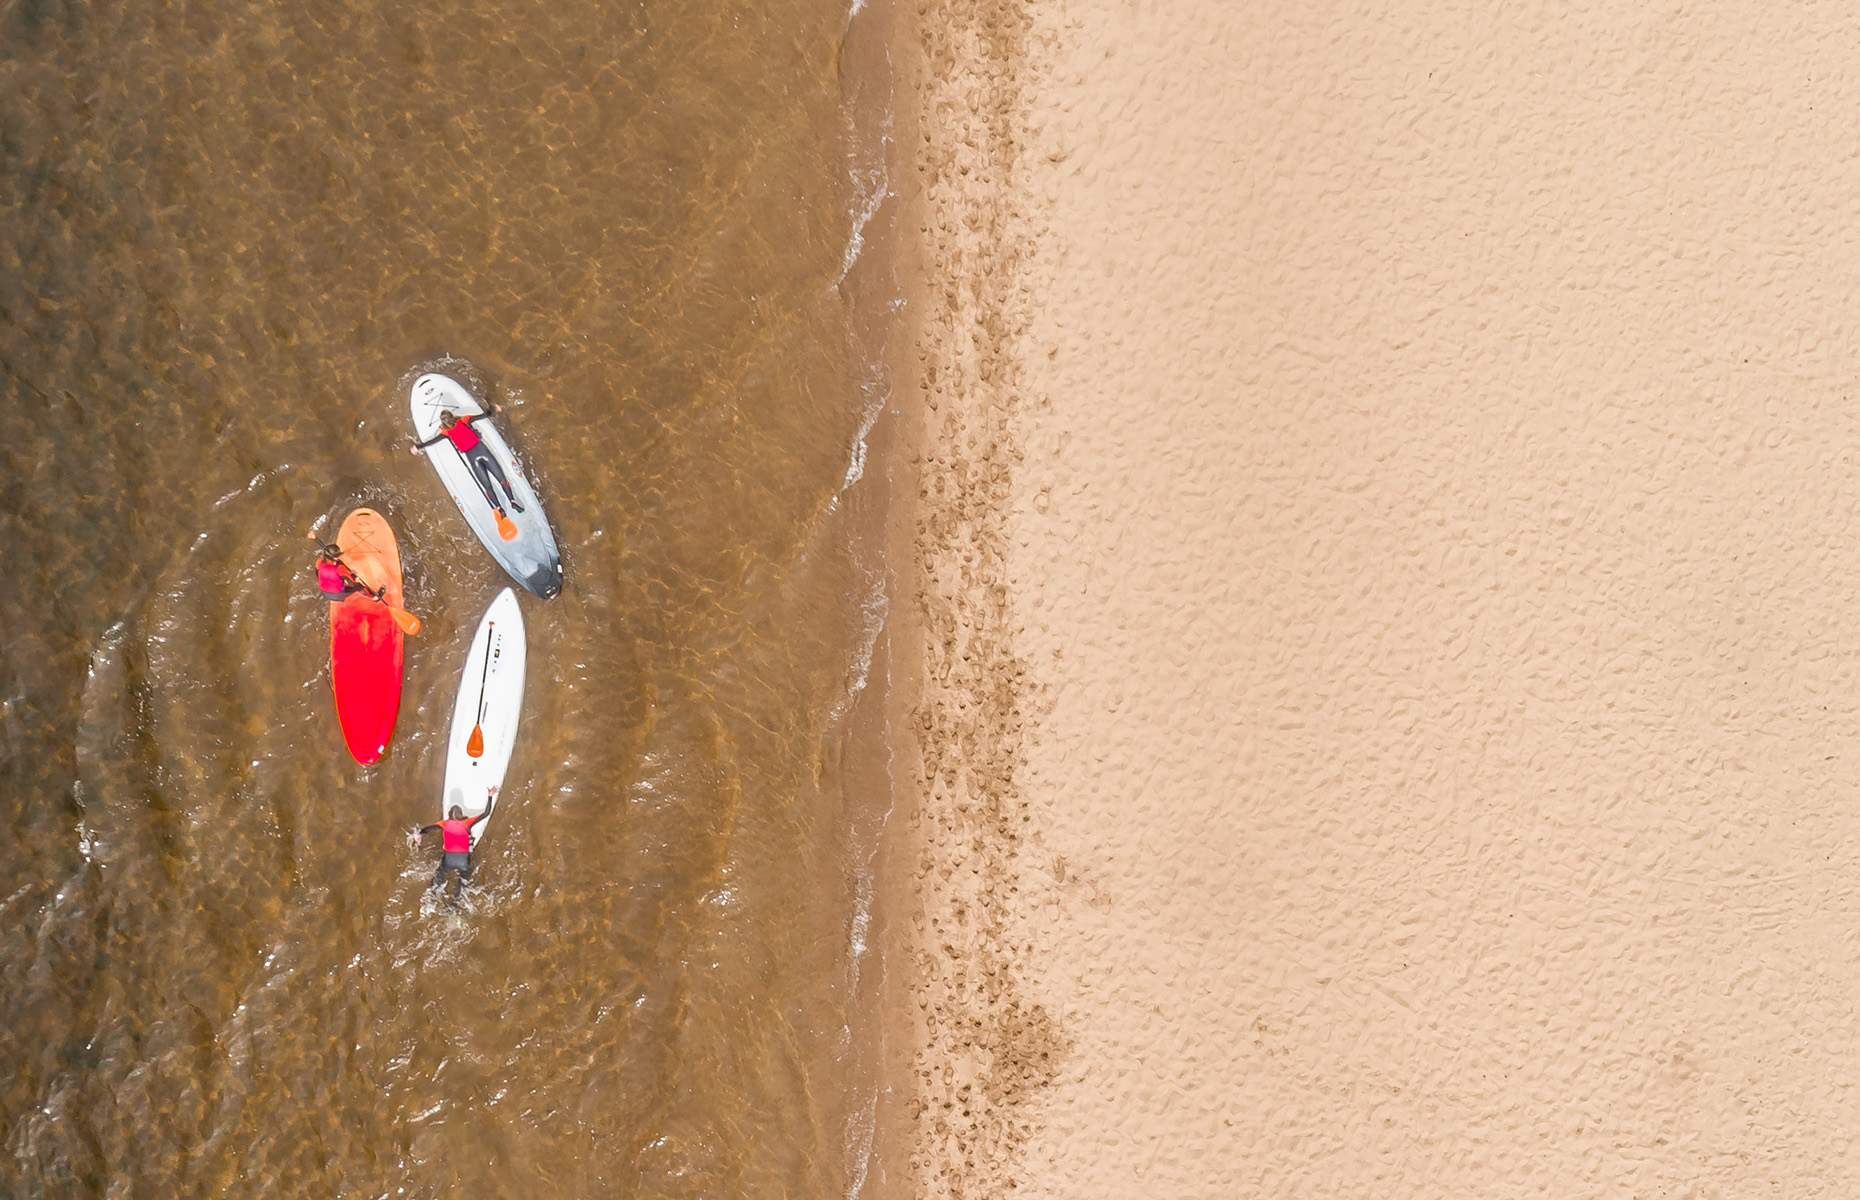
[431,859,449,890]
[438,851,470,903]
[478,451,523,512]
[468,453,504,513]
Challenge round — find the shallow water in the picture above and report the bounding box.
[0,0,887,1194]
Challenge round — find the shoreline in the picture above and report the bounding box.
[833,2,918,1196]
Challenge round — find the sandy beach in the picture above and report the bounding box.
[887,0,1860,1196]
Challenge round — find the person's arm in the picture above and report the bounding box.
[335,563,382,598]
[466,811,488,829]
[410,431,448,453]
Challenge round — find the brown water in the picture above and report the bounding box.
[0,0,895,1194]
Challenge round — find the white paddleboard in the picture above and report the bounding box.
[442,588,526,847]
[410,372,563,599]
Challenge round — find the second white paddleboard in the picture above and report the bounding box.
[442,587,527,847]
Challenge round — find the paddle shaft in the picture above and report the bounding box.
[475,626,495,721]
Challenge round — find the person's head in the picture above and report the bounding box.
[319,543,342,562]
[449,806,464,821]
[439,411,458,430]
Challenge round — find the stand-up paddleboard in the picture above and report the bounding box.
[442,588,526,847]
[409,373,562,599]
[328,508,405,764]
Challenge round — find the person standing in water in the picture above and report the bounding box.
[411,806,487,901]
[409,406,525,519]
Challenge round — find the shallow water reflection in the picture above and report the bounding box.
[0,0,877,1193]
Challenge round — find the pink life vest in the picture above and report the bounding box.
[440,818,475,853]
[317,561,349,596]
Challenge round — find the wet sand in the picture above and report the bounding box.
[892,0,1860,1196]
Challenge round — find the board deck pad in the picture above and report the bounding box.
[328,508,405,764]
[442,587,527,847]
[410,373,563,599]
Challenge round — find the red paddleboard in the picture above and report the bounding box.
[328,508,405,763]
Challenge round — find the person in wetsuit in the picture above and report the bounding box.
[411,805,487,901]
[409,406,525,519]
[314,543,380,600]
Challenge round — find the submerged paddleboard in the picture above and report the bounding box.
[409,373,562,599]
[328,508,404,764]
[442,587,526,847]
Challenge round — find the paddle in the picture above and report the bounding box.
[466,623,494,758]
[494,510,519,541]
[306,532,424,636]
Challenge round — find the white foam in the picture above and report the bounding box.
[827,561,890,730]
[839,593,899,1200]
[834,46,896,288]
[840,359,890,494]
[837,13,903,1194]
[835,145,891,287]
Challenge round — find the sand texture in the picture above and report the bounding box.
[897,0,1860,1196]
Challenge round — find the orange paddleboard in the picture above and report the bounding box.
[328,508,405,763]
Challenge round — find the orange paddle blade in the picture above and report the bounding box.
[466,724,484,758]
[388,606,423,636]
[495,511,518,541]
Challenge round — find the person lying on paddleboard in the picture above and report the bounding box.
[315,543,383,600]
[410,805,487,901]
[408,407,526,519]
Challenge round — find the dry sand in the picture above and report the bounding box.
[886,0,1860,1196]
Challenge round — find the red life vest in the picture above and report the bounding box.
[443,420,481,453]
[440,818,475,852]
[317,561,349,596]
